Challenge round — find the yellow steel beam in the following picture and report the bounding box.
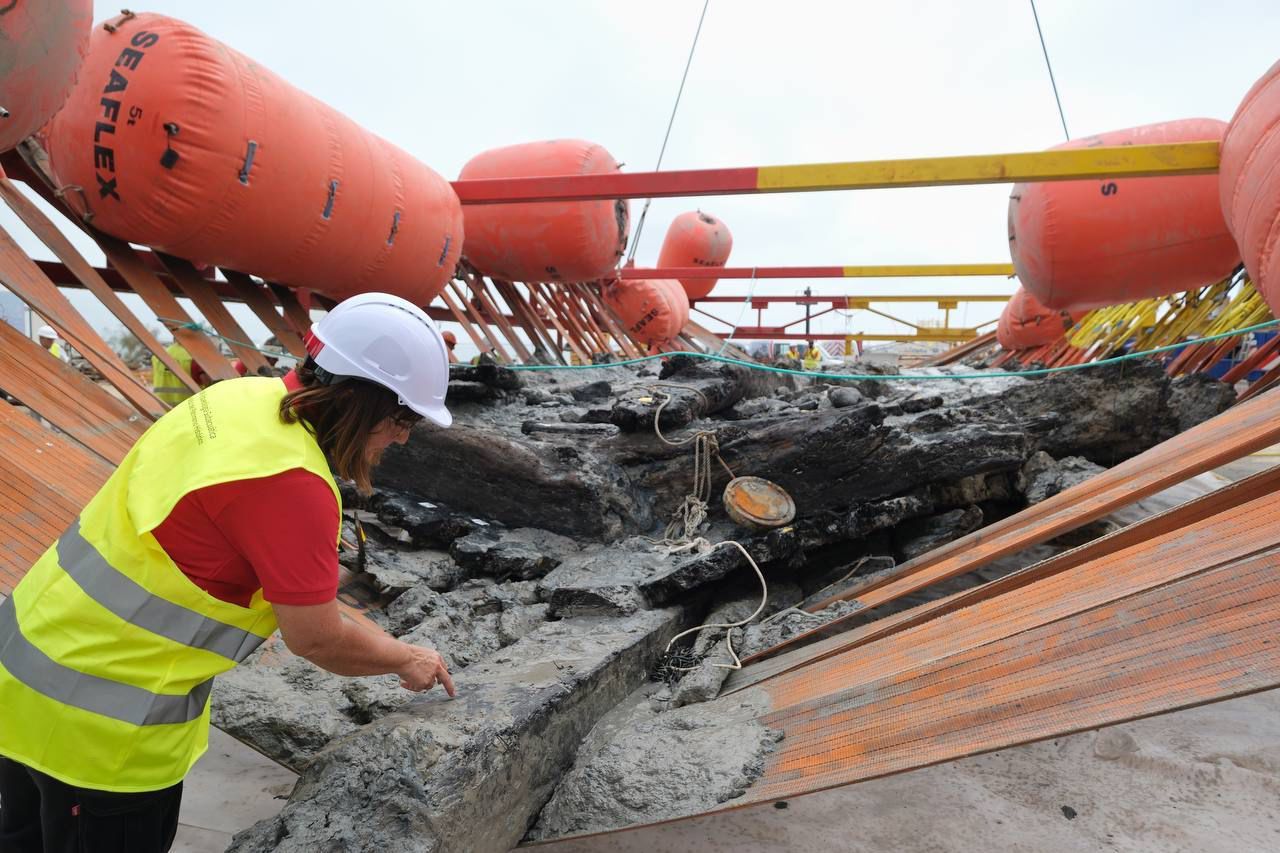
[844,295,1010,308]
[839,263,1015,277]
[756,142,1220,192]
[841,330,981,342]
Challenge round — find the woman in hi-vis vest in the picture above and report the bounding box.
[0,293,456,853]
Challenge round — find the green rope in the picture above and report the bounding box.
[156,317,289,358]
[504,318,1280,382]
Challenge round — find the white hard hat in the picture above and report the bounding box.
[37,324,57,339]
[305,292,452,428]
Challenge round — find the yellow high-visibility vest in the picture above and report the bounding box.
[152,342,194,405]
[47,341,65,361]
[0,378,340,792]
[803,347,822,370]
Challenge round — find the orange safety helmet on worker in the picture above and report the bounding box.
[442,329,459,363]
[0,295,451,814]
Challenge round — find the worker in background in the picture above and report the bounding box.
[783,343,799,362]
[151,341,207,405]
[0,293,455,852]
[442,330,459,363]
[232,341,287,377]
[803,340,823,371]
[36,325,68,363]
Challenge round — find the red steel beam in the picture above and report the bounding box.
[618,265,1014,281]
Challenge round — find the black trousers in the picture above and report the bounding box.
[0,756,182,853]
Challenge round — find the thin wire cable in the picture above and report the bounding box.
[716,266,759,356]
[1030,0,1070,141]
[625,0,711,264]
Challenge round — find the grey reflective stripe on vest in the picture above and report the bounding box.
[0,597,213,726]
[58,520,267,663]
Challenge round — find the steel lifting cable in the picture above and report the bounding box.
[1029,0,1070,141]
[625,0,712,264]
[715,266,759,357]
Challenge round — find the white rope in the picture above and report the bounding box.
[663,540,768,671]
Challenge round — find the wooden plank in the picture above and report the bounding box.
[0,223,166,418]
[221,271,308,358]
[446,280,511,362]
[0,403,115,594]
[741,384,1280,665]
[159,255,269,373]
[268,283,314,337]
[536,282,596,357]
[561,284,612,354]
[436,287,491,357]
[574,283,643,359]
[1238,359,1280,402]
[684,319,751,360]
[746,552,1280,804]
[459,269,532,362]
[493,279,561,362]
[548,284,605,353]
[527,282,589,364]
[0,321,144,464]
[726,463,1280,694]
[0,178,196,392]
[1221,333,1280,385]
[95,236,238,381]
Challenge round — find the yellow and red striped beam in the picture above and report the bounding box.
[618,263,1015,280]
[452,142,1219,204]
[690,294,1009,307]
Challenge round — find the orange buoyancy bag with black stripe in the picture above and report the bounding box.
[1220,60,1280,317]
[1009,119,1239,312]
[658,210,733,300]
[459,140,629,283]
[42,12,462,305]
[996,286,1086,351]
[603,278,689,348]
[0,0,93,152]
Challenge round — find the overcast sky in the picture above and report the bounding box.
[3,0,1278,356]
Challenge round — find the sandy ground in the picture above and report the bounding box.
[539,689,1280,853]
[166,454,1280,851]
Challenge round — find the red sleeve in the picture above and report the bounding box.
[203,468,340,606]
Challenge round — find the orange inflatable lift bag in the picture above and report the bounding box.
[0,0,93,151]
[42,12,462,305]
[1220,60,1280,317]
[657,211,733,300]
[459,140,629,283]
[1009,119,1239,312]
[603,279,689,349]
[996,286,1085,351]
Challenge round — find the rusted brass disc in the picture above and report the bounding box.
[723,476,796,529]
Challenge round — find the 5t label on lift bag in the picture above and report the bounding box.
[92,30,161,202]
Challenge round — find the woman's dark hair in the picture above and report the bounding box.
[279,364,418,494]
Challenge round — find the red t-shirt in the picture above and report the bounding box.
[151,370,339,607]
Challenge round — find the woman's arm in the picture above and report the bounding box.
[273,600,455,695]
